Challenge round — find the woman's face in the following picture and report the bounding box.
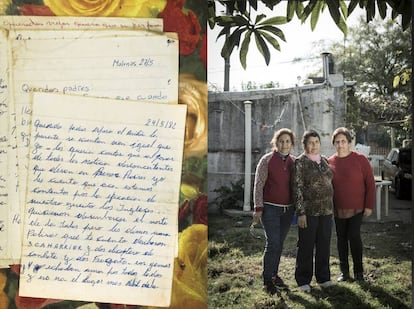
[333,133,351,157]
[304,136,320,155]
[276,133,293,155]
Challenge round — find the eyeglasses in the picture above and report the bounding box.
[249,221,263,239]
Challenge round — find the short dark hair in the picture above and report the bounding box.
[332,127,352,144]
[270,128,296,150]
[302,129,320,147]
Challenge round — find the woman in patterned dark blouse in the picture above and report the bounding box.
[293,129,335,293]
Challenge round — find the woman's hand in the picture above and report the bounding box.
[253,210,262,224]
[363,208,373,217]
[298,215,307,228]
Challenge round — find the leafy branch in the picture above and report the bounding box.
[215,11,287,69]
[208,0,412,68]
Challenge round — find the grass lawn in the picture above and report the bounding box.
[208,213,412,308]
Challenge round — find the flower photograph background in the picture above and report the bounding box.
[0,1,207,308]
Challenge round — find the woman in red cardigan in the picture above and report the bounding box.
[253,128,296,295]
[328,127,375,282]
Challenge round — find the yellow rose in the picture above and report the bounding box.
[0,269,9,309]
[180,182,199,200]
[44,0,166,17]
[146,224,207,309]
[0,0,11,15]
[134,0,166,18]
[179,74,207,158]
[172,224,207,308]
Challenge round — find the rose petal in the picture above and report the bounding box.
[193,194,208,225]
[18,5,55,16]
[15,293,62,309]
[159,3,201,55]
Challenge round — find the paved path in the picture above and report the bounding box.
[365,188,412,224]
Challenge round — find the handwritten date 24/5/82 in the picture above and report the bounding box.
[145,118,176,130]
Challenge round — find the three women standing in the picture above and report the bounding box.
[254,127,375,295]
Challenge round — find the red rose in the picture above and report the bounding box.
[15,293,61,309]
[179,199,191,222]
[193,194,207,225]
[18,5,55,16]
[199,31,207,69]
[10,264,20,275]
[158,0,201,56]
[169,0,186,8]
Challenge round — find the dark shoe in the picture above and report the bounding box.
[272,275,289,290]
[355,273,364,282]
[337,272,351,282]
[263,283,277,295]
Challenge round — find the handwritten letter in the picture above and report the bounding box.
[0,29,9,265]
[0,16,165,264]
[11,31,178,191]
[0,15,163,32]
[19,92,186,306]
[7,30,178,264]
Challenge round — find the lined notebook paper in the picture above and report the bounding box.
[0,16,178,267]
[19,92,186,306]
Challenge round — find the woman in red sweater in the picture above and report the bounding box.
[328,127,375,282]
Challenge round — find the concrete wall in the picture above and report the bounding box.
[208,82,346,212]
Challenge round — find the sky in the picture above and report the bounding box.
[208,2,365,91]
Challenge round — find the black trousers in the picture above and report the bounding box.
[334,212,364,275]
[295,215,332,286]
